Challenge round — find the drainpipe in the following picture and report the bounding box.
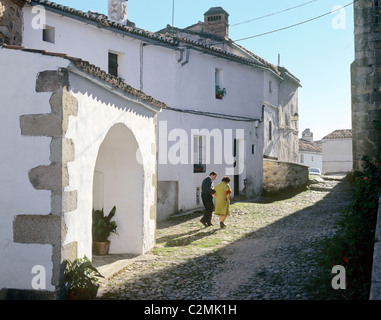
[177,48,184,63]
[140,43,147,91]
[181,47,190,66]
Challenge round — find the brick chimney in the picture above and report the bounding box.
[108,0,128,25]
[203,7,229,39]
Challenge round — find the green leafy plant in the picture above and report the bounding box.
[64,255,104,300]
[215,85,226,99]
[92,206,117,242]
[320,156,381,299]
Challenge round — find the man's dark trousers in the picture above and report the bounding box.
[201,192,214,225]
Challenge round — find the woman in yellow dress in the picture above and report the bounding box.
[214,176,232,228]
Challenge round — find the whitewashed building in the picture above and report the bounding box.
[0,44,163,297]
[0,0,301,298]
[299,128,322,171]
[322,129,353,174]
[21,0,301,219]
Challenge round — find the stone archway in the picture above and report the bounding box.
[92,123,144,254]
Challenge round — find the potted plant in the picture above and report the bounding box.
[215,85,226,99]
[92,206,117,255]
[63,255,104,300]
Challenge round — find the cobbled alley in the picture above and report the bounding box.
[98,175,353,300]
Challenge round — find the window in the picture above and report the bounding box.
[208,15,222,22]
[108,52,118,77]
[269,121,272,141]
[252,144,256,155]
[215,68,226,99]
[193,135,206,173]
[42,25,55,43]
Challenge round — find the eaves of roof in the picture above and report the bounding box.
[1,44,167,110]
[28,0,298,80]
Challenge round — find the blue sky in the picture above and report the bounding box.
[52,0,354,141]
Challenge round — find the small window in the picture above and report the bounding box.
[215,68,226,99]
[252,144,255,155]
[108,52,118,77]
[193,135,206,173]
[269,121,272,141]
[42,25,55,43]
[269,80,273,93]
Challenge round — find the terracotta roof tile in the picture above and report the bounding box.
[322,129,352,140]
[299,139,322,153]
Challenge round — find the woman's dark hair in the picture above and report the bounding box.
[222,176,231,183]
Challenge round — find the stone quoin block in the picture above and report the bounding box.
[13,214,61,245]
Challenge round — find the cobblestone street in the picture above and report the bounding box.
[98,175,353,300]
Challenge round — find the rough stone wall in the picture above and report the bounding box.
[352,0,381,171]
[204,14,228,39]
[0,0,26,45]
[263,159,308,192]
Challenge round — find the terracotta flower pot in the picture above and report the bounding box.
[93,240,110,255]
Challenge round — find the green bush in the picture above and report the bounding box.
[320,156,381,299]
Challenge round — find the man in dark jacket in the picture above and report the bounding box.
[200,171,217,227]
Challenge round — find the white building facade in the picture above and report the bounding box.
[21,0,301,219]
[299,128,323,171]
[322,129,353,174]
[0,44,162,297]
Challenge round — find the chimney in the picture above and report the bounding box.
[302,128,314,143]
[203,7,229,39]
[108,0,128,25]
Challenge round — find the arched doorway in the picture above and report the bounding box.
[92,123,144,254]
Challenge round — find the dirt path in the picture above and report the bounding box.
[99,176,353,300]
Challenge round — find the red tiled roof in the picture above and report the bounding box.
[299,139,322,153]
[322,129,352,140]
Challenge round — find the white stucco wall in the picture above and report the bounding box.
[322,138,353,174]
[65,71,158,257]
[0,46,159,293]
[299,152,323,171]
[0,48,71,291]
[157,108,263,214]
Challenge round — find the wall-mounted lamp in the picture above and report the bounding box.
[254,120,260,128]
[292,113,299,121]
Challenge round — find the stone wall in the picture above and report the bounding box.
[351,0,381,171]
[0,0,26,45]
[263,159,309,192]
